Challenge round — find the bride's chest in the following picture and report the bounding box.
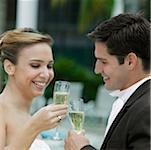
[5,110,31,143]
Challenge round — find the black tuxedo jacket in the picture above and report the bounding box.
[81,80,150,150]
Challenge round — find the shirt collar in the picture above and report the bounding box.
[110,76,151,103]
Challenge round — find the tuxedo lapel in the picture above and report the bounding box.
[101,79,150,149]
[101,103,128,148]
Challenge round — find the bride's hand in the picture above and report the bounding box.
[30,104,68,132]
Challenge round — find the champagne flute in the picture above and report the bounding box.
[52,80,70,140]
[68,98,85,134]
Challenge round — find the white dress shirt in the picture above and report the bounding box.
[104,76,151,137]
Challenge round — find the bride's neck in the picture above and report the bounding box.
[1,83,32,113]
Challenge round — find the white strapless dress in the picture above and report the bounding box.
[30,139,51,150]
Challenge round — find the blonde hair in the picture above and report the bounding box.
[0,28,54,64]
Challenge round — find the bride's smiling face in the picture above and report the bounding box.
[11,42,54,98]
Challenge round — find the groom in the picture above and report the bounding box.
[64,13,150,150]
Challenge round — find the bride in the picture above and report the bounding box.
[0,28,68,150]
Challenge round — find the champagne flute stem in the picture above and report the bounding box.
[53,126,62,140]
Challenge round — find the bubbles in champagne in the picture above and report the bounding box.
[69,111,84,132]
[53,91,69,104]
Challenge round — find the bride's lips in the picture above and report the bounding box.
[32,81,47,90]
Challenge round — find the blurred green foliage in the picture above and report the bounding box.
[44,57,103,103]
[50,0,114,33]
[77,0,114,32]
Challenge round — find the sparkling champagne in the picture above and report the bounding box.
[53,91,69,104]
[69,111,85,132]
